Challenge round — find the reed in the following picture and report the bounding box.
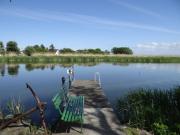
[117,87,180,135]
[0,55,180,63]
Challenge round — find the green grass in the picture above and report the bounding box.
[117,87,180,135]
[122,127,140,135]
[0,55,180,63]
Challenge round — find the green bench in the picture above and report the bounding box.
[52,79,84,133]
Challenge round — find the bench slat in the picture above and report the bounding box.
[71,96,83,121]
[67,97,78,122]
[61,96,73,121]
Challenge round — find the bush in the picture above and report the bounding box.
[117,87,180,134]
[60,48,75,53]
[24,46,35,56]
[111,47,133,54]
[152,123,168,135]
[24,45,49,56]
[76,48,104,54]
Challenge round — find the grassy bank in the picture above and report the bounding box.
[0,55,180,63]
[117,87,180,135]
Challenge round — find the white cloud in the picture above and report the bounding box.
[0,8,179,34]
[107,0,163,18]
[134,42,180,55]
[136,42,180,49]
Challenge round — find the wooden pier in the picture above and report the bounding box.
[0,80,151,135]
[64,80,125,135]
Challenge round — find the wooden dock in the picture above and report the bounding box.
[65,80,125,135]
[0,80,150,135]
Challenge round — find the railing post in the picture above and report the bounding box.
[94,72,101,88]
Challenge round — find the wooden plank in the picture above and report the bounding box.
[69,80,111,108]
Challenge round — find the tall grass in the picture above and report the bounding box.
[0,55,180,63]
[117,87,180,134]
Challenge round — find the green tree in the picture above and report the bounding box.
[6,41,20,53]
[76,48,104,54]
[76,49,89,54]
[111,47,133,55]
[0,41,5,54]
[40,44,48,52]
[33,45,40,51]
[60,48,75,53]
[40,44,45,50]
[94,48,104,54]
[49,44,55,52]
[24,46,35,56]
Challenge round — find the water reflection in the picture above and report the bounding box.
[7,64,19,76]
[25,64,56,71]
[112,63,129,66]
[24,62,100,72]
[0,64,5,76]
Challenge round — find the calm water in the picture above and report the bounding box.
[1,63,180,124]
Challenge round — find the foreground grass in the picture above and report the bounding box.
[117,87,180,135]
[0,55,180,63]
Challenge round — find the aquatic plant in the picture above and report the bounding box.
[117,87,180,134]
[0,55,180,63]
[6,97,24,115]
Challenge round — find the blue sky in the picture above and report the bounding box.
[0,0,180,55]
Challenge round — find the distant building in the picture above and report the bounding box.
[55,50,60,55]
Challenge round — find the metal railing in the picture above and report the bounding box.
[94,72,101,88]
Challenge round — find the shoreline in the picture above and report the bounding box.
[1,55,180,63]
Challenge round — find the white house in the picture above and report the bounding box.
[55,50,60,55]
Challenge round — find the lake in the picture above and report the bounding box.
[1,63,180,124]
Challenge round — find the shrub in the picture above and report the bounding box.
[60,48,75,53]
[111,47,133,54]
[152,123,168,135]
[117,87,180,134]
[24,46,35,56]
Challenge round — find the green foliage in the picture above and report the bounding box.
[122,127,140,135]
[24,44,49,56]
[76,48,104,54]
[1,56,180,63]
[117,87,180,134]
[111,47,133,54]
[49,44,55,52]
[33,44,48,52]
[152,123,168,135]
[60,48,75,53]
[24,46,35,56]
[6,97,24,115]
[6,41,20,53]
[0,41,5,54]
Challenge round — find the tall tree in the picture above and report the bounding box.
[6,41,20,53]
[24,46,35,56]
[49,44,55,52]
[0,41,5,54]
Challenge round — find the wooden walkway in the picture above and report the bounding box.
[0,80,150,135]
[64,80,125,135]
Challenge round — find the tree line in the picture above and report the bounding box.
[0,41,133,56]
